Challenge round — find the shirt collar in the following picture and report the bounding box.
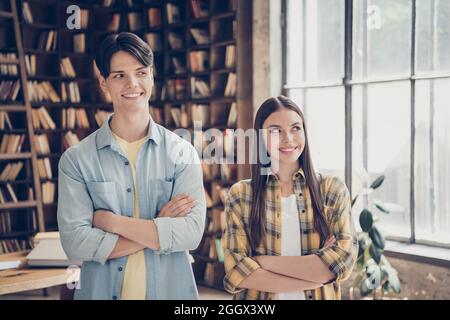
[266,166,306,183]
[96,113,161,150]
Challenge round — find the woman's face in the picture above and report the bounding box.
[262,108,306,167]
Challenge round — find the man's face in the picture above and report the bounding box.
[99,51,153,112]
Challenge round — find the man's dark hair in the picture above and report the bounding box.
[95,32,154,78]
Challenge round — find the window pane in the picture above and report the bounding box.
[287,87,345,180]
[415,79,450,244]
[352,81,411,238]
[353,0,412,78]
[416,0,450,73]
[286,0,344,84]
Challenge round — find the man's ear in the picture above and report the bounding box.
[98,75,108,93]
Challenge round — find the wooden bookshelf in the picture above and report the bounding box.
[1,0,252,291]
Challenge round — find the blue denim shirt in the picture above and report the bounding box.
[57,114,206,300]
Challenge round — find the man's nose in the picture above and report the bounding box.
[126,75,139,88]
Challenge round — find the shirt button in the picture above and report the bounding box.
[118,266,123,272]
[124,161,129,166]
[302,209,306,213]
[276,233,280,239]
[112,295,117,300]
[127,188,132,193]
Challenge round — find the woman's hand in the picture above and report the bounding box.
[323,235,336,247]
[158,193,196,218]
[93,209,120,233]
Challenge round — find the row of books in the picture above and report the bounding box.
[25,54,36,76]
[0,162,24,182]
[62,108,90,129]
[60,57,77,78]
[42,181,55,204]
[0,183,20,203]
[27,81,59,103]
[0,211,37,237]
[202,162,237,181]
[61,82,82,103]
[37,158,52,180]
[0,53,18,76]
[0,134,26,154]
[0,111,13,130]
[31,106,56,130]
[23,3,89,29]
[0,239,32,254]
[191,78,211,98]
[0,80,21,102]
[36,30,58,52]
[190,51,209,72]
[169,102,235,128]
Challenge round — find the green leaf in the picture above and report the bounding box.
[351,195,358,207]
[369,244,382,264]
[359,209,373,232]
[381,265,401,294]
[380,202,405,213]
[369,226,385,249]
[374,203,390,214]
[370,175,385,189]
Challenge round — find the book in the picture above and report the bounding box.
[190,28,210,45]
[37,31,58,51]
[0,53,18,76]
[34,134,51,155]
[61,82,81,103]
[0,161,24,181]
[189,51,209,72]
[190,0,209,19]
[0,80,20,102]
[0,134,26,154]
[64,131,80,148]
[224,72,236,97]
[144,32,163,52]
[25,54,36,76]
[170,105,189,128]
[171,57,186,74]
[167,32,184,50]
[62,108,89,129]
[128,12,144,31]
[225,45,236,68]
[0,111,13,130]
[41,181,55,204]
[191,78,210,98]
[147,7,162,27]
[191,104,210,127]
[22,2,33,23]
[227,102,237,127]
[27,81,60,103]
[80,9,89,29]
[149,106,164,124]
[27,232,82,267]
[37,158,52,179]
[73,33,86,53]
[166,3,182,24]
[107,13,121,32]
[60,57,77,78]
[31,106,56,130]
[94,110,112,127]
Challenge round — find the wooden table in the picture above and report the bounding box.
[0,251,79,299]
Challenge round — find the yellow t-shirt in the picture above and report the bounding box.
[112,132,147,300]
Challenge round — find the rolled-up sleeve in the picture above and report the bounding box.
[57,150,118,265]
[153,143,206,254]
[222,184,260,294]
[316,178,358,282]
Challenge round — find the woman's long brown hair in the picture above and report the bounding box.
[249,95,330,251]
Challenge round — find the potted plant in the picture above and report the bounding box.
[350,174,403,300]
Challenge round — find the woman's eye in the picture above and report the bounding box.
[137,71,147,76]
[269,128,281,134]
[292,126,302,131]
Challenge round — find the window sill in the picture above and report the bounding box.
[384,240,450,268]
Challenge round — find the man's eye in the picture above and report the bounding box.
[113,74,123,79]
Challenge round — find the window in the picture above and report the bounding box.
[284,0,450,246]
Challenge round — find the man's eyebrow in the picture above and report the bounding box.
[109,66,148,73]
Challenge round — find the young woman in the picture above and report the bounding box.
[222,95,358,300]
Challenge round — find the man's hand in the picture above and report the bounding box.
[93,209,120,233]
[158,193,195,218]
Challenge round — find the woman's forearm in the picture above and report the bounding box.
[257,255,335,284]
[237,268,323,293]
[108,236,146,259]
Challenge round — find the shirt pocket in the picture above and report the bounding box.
[86,181,120,213]
[148,178,174,212]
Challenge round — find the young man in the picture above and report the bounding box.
[57,32,206,300]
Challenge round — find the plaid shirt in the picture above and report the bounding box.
[222,168,358,300]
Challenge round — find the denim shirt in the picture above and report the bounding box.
[57,114,206,300]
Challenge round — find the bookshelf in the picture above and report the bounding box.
[2,0,253,291]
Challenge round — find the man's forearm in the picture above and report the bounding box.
[113,215,160,250]
[108,236,145,259]
[258,255,335,284]
[238,268,323,293]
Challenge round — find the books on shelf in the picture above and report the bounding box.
[214,185,229,206]
[61,82,81,103]
[60,57,77,78]
[227,102,237,127]
[224,72,236,97]
[220,163,237,181]
[166,3,182,24]
[41,181,55,204]
[189,51,209,72]
[171,57,186,75]
[0,183,19,203]
[149,106,164,124]
[128,12,144,31]
[190,28,210,45]
[80,9,89,29]
[73,33,86,54]
[34,134,51,155]
[37,30,58,51]
[0,111,13,130]
[94,110,112,127]
[107,13,121,32]
[191,78,210,98]
[201,160,218,180]
[144,32,163,52]
[0,80,20,102]
[27,81,60,103]
[0,211,13,234]
[64,131,80,149]
[25,54,36,76]
[191,104,210,127]
[225,45,236,68]
[170,105,189,128]
[207,210,227,234]
[102,0,116,7]
[150,82,163,101]
[37,158,52,180]
[0,162,24,181]
[62,108,90,129]
[0,239,31,255]
[147,7,162,28]
[163,79,186,100]
[0,134,26,154]
[31,106,56,130]
[0,53,18,76]
[22,1,33,24]
[205,188,213,208]
[190,0,209,19]
[93,62,112,103]
[167,32,184,50]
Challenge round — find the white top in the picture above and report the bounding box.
[274,194,306,300]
